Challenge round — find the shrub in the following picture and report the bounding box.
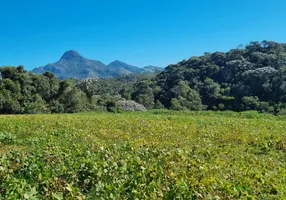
[0,132,16,145]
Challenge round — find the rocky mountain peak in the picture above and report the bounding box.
[60,50,82,60]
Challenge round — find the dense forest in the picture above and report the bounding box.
[1,40,286,114]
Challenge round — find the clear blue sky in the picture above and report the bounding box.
[0,0,285,70]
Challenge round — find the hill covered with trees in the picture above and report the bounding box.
[154,41,286,112]
[1,40,286,114]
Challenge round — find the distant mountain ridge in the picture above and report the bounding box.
[32,50,162,79]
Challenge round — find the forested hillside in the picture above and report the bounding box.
[154,40,286,112]
[1,41,286,114]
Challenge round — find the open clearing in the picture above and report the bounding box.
[0,111,285,199]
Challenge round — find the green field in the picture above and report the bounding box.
[0,111,285,199]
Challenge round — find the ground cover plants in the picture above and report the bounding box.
[0,110,285,199]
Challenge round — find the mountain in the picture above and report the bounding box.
[104,61,163,76]
[32,51,162,79]
[143,65,163,73]
[32,50,106,79]
[104,60,145,77]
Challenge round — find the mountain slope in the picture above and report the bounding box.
[143,65,163,73]
[32,51,162,79]
[154,40,286,111]
[103,60,145,77]
[32,50,106,79]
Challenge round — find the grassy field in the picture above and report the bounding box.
[0,111,285,199]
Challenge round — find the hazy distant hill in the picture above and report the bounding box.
[32,50,162,79]
[103,60,145,77]
[143,65,162,73]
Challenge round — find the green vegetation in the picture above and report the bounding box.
[155,41,286,112]
[0,111,285,199]
[1,41,286,114]
[0,66,156,114]
[1,41,286,198]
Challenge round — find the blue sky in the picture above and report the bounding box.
[0,0,285,70]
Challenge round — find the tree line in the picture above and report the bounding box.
[1,40,286,114]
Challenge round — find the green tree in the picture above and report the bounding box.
[23,94,50,114]
[170,98,184,111]
[132,81,155,109]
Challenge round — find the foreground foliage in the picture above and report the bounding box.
[0,111,285,199]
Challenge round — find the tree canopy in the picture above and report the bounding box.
[1,41,286,114]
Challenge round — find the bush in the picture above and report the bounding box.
[276,109,286,116]
[0,132,16,145]
[170,98,184,111]
[154,100,165,109]
[106,100,119,113]
[23,94,50,114]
